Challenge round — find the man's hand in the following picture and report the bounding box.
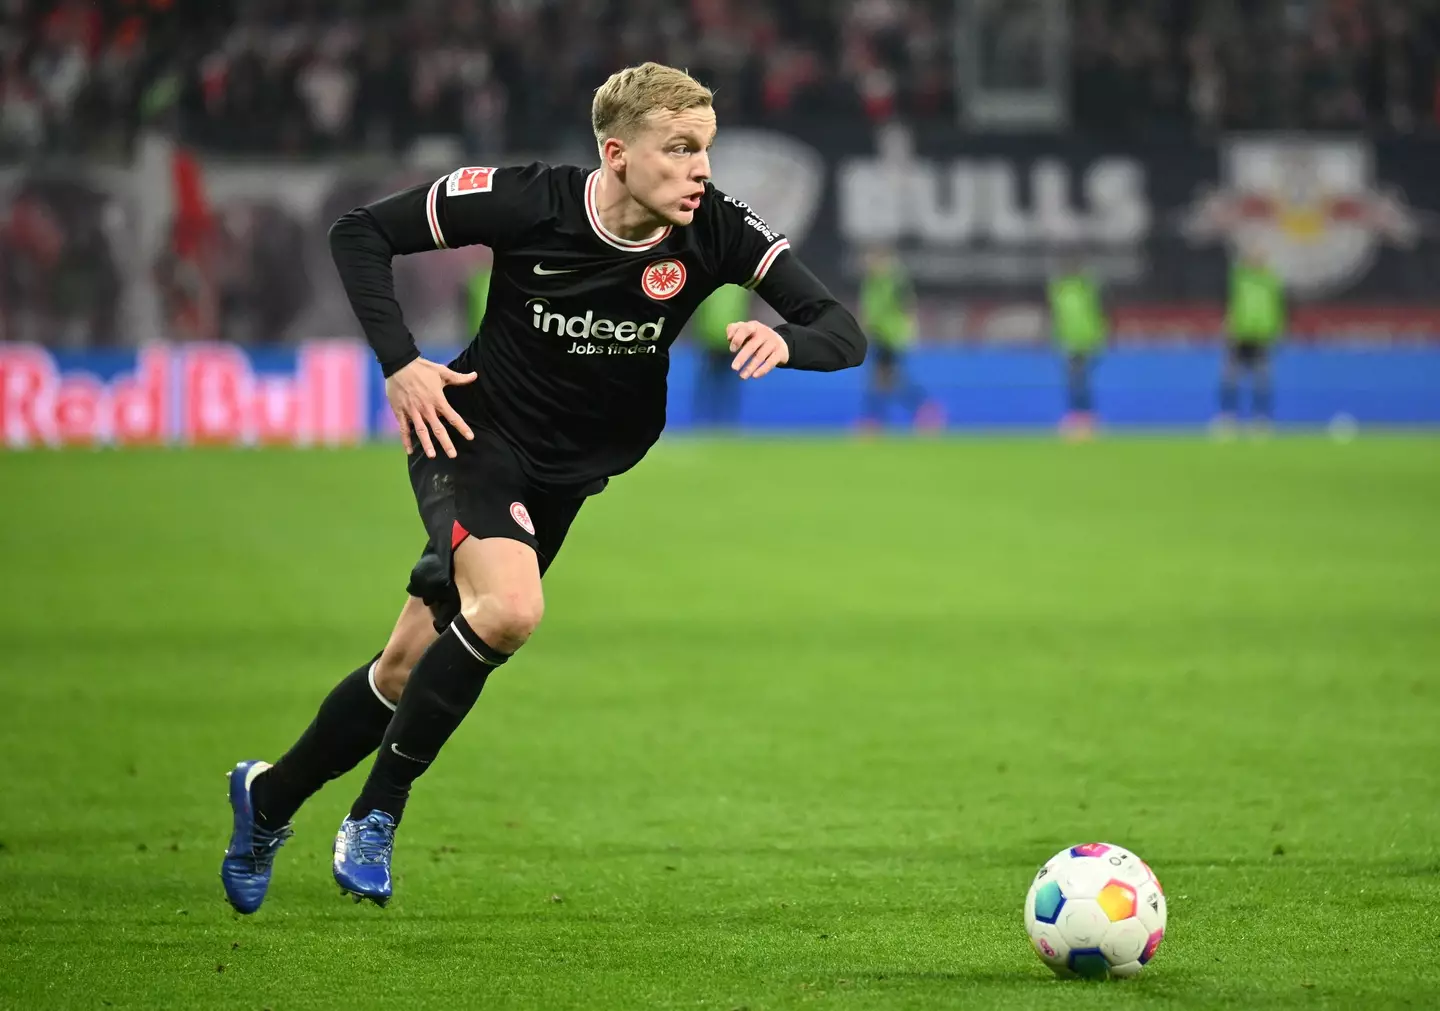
[728,321,789,380]
[385,358,477,458]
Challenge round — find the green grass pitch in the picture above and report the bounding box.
[1,435,1438,1010]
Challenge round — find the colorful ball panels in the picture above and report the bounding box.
[1023,842,1166,979]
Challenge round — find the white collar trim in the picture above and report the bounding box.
[585,170,672,252]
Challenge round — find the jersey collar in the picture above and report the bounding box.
[585,170,672,252]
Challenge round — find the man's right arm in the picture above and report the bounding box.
[329,164,547,376]
[328,206,425,377]
[328,164,548,456]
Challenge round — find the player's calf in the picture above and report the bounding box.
[371,595,441,701]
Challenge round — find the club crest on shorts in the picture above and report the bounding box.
[641,259,686,301]
[510,501,535,535]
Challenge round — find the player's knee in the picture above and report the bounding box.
[372,625,434,702]
[463,590,544,653]
[371,654,412,703]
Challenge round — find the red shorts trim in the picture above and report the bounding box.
[451,520,471,550]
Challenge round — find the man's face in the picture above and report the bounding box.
[618,106,716,227]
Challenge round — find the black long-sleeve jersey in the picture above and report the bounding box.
[330,162,866,488]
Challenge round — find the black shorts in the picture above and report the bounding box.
[404,426,603,631]
[1229,341,1271,367]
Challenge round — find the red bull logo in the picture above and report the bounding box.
[0,341,368,448]
[1183,138,1424,297]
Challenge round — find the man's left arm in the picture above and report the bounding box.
[729,251,868,379]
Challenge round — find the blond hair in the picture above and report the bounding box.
[592,62,713,148]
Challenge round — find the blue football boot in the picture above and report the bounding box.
[220,760,293,914]
[333,810,396,906]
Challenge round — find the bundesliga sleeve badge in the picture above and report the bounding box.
[446,167,497,196]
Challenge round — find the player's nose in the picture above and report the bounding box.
[692,150,711,183]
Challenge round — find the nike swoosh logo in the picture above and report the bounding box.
[533,263,577,275]
[391,742,431,764]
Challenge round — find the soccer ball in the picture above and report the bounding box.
[1023,842,1166,979]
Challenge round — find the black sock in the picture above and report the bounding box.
[349,616,507,824]
[251,653,395,830]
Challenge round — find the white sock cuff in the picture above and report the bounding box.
[367,661,398,712]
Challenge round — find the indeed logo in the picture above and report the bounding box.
[528,299,665,343]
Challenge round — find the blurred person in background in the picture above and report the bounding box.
[690,283,750,429]
[857,246,942,433]
[153,147,219,342]
[1216,245,1285,437]
[1047,256,1108,440]
[1,176,123,346]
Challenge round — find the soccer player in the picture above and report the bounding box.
[220,63,866,912]
[856,246,942,432]
[1047,257,1107,440]
[1215,246,1284,436]
[689,283,751,428]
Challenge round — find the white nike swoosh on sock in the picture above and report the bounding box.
[391,742,431,764]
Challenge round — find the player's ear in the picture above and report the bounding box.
[601,136,627,174]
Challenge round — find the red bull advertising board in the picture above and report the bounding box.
[0,342,369,449]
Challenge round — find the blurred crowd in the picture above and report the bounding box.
[5,0,1440,160]
[1074,0,1440,133]
[0,0,955,159]
[4,0,1440,160]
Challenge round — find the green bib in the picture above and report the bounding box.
[1227,264,1284,342]
[693,285,751,350]
[1047,274,1106,352]
[861,269,915,348]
